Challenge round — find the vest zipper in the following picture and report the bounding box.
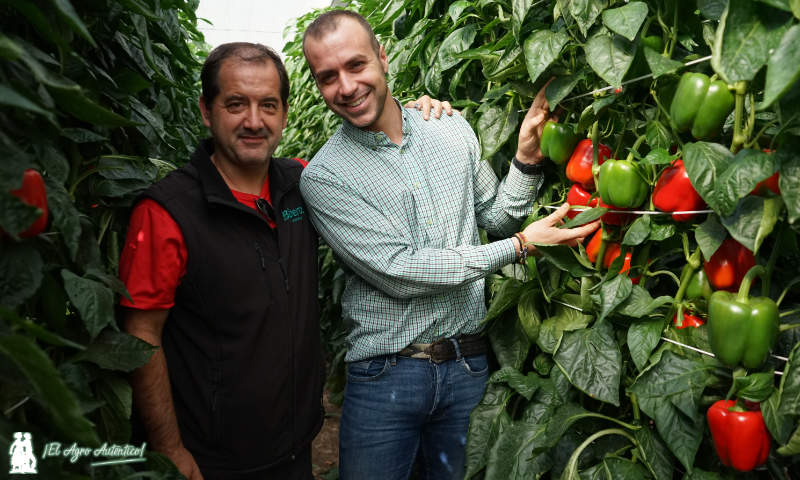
[254,242,266,270]
[278,257,290,292]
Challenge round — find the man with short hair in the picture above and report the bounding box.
[120,43,323,480]
[300,10,599,480]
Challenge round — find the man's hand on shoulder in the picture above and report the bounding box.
[404,95,457,120]
[515,79,557,165]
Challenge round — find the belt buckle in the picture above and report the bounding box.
[425,338,452,364]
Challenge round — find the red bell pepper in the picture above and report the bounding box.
[585,230,638,283]
[750,172,780,196]
[703,238,756,292]
[565,139,611,191]
[652,159,707,221]
[9,169,49,238]
[672,312,704,329]
[566,183,633,225]
[707,399,771,472]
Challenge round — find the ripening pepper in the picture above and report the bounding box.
[9,169,49,238]
[652,159,707,221]
[598,159,649,208]
[565,139,611,191]
[540,121,580,165]
[750,172,780,196]
[707,399,771,472]
[673,312,704,329]
[585,230,638,282]
[704,237,755,292]
[566,183,633,226]
[670,72,734,140]
[707,265,779,369]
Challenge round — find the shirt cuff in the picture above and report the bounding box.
[484,238,518,271]
[507,158,545,193]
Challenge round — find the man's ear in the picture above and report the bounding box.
[379,45,389,74]
[198,97,211,128]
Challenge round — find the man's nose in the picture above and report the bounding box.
[243,104,263,130]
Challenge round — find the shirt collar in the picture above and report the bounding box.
[341,97,413,148]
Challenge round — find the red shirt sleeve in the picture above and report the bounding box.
[119,199,188,310]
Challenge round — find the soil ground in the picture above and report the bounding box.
[311,391,341,479]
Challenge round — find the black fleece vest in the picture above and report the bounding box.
[142,139,324,473]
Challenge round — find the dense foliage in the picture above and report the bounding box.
[0,0,206,476]
[282,0,800,477]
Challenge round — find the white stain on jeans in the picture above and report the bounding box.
[439,452,453,473]
[390,391,396,402]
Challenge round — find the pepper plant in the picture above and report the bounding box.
[0,0,207,476]
[281,0,800,477]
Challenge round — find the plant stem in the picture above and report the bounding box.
[730,81,748,153]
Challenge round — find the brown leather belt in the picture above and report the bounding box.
[397,334,488,363]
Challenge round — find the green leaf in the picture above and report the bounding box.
[760,25,800,109]
[584,31,636,87]
[545,73,585,108]
[561,206,607,228]
[593,274,633,322]
[0,335,98,445]
[485,278,525,322]
[622,216,650,246]
[720,196,768,252]
[448,0,472,23]
[682,141,735,214]
[629,351,713,471]
[537,301,593,354]
[465,383,513,478]
[628,318,665,371]
[477,99,519,159]
[695,215,727,260]
[60,128,108,143]
[74,330,157,372]
[488,310,531,370]
[641,149,675,166]
[645,122,673,151]
[635,426,675,480]
[438,24,478,70]
[643,47,684,78]
[715,149,775,216]
[0,84,50,116]
[518,288,543,342]
[582,457,651,479]
[711,0,791,83]
[793,0,800,18]
[49,0,97,46]
[61,269,114,339]
[0,191,42,238]
[568,0,606,37]
[592,94,616,114]
[0,243,43,308]
[554,319,622,406]
[698,0,729,20]
[777,426,800,455]
[535,244,594,277]
[96,374,133,443]
[484,412,552,479]
[617,285,672,318]
[512,0,532,40]
[756,0,792,10]
[490,367,546,400]
[733,372,776,402]
[50,88,139,127]
[649,220,676,241]
[762,389,792,443]
[683,468,725,480]
[523,30,569,86]
[779,151,800,223]
[753,196,781,254]
[602,2,648,41]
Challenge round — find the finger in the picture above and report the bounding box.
[532,77,555,112]
[545,203,571,226]
[443,101,453,116]
[433,100,443,119]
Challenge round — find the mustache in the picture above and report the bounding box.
[236,129,269,138]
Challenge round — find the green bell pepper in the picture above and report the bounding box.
[540,121,579,164]
[597,159,649,208]
[707,265,779,369]
[670,72,734,140]
[685,269,713,302]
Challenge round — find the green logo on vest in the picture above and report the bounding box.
[281,206,304,223]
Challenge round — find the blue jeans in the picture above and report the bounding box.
[338,353,489,480]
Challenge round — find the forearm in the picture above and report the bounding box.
[477,161,544,237]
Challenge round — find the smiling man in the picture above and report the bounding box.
[120,43,324,480]
[300,10,599,480]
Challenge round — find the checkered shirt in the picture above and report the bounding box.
[300,103,543,362]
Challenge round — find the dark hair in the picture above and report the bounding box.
[200,42,289,108]
[302,10,380,70]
